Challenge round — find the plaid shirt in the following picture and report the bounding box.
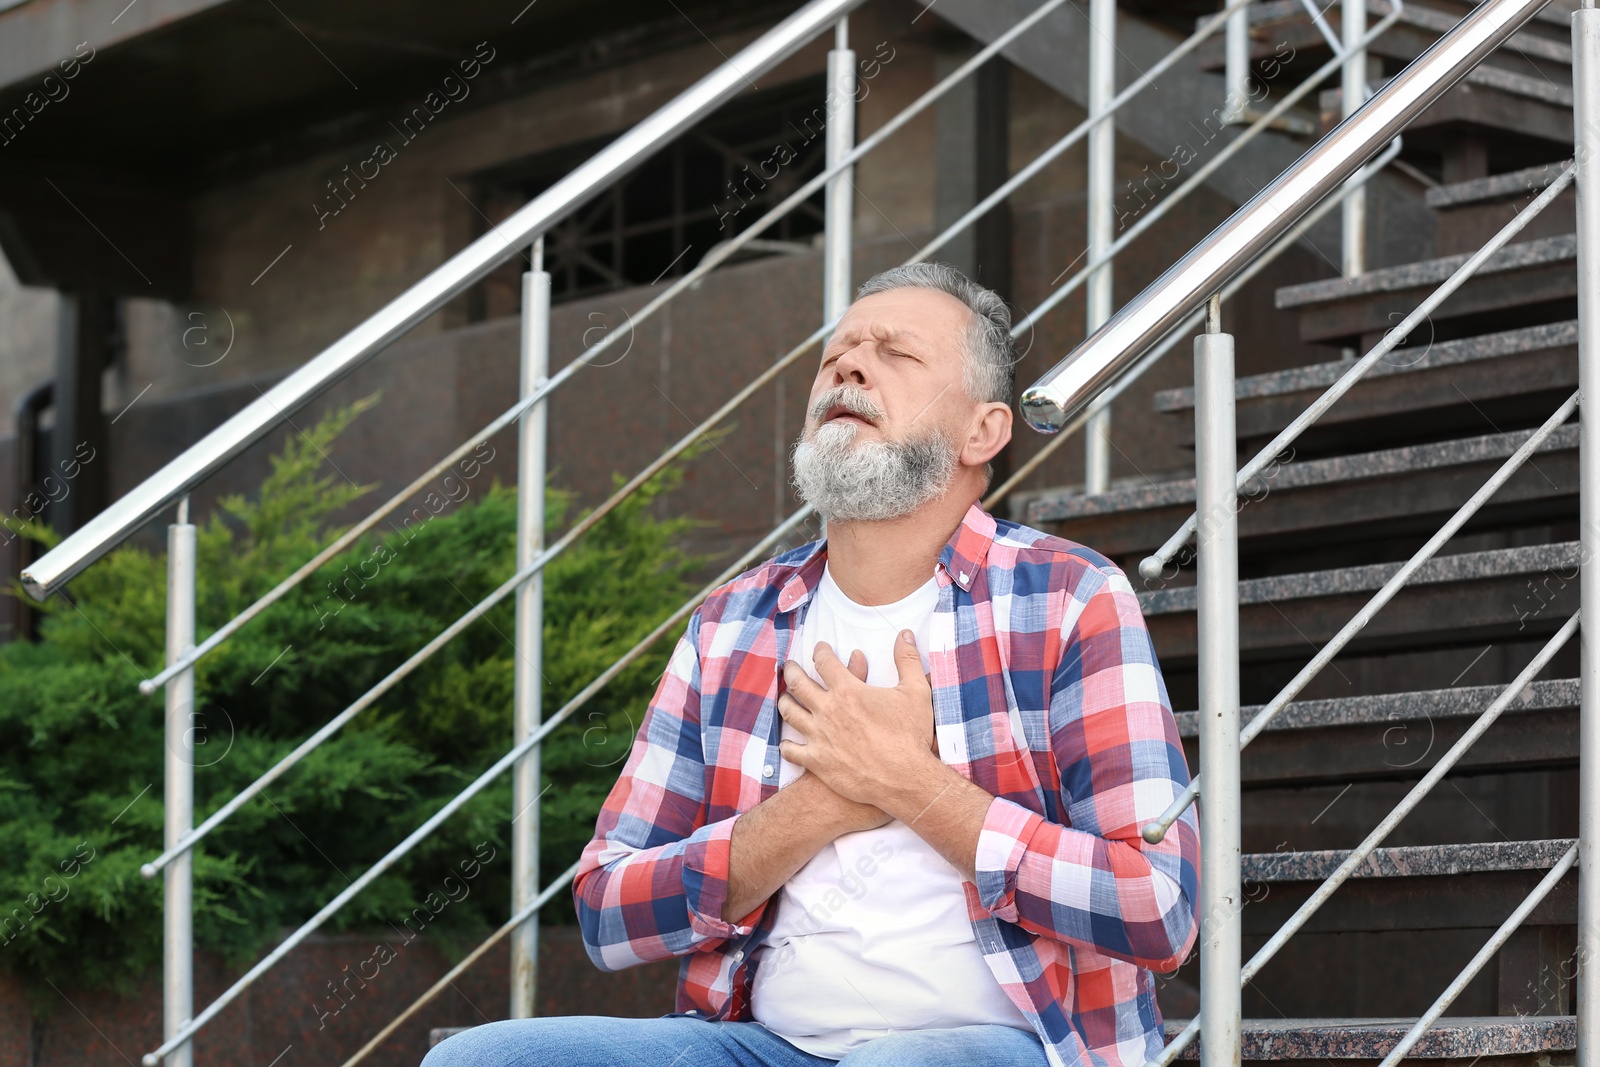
[574,501,1201,1067]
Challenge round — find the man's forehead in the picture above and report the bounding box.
[830,290,968,345]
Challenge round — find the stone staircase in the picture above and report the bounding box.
[1019,3,1583,1059]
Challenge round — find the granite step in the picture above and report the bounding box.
[1275,234,1577,348]
[1139,540,1580,664]
[1238,840,1576,935]
[1167,1015,1573,1063]
[1426,162,1576,257]
[1149,320,1577,454]
[1027,422,1577,560]
[1315,65,1574,142]
[1174,678,1577,786]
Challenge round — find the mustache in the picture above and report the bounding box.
[808,385,885,424]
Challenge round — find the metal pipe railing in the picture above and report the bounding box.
[1142,387,1580,844]
[138,0,1268,877]
[984,137,1403,511]
[136,0,1086,697]
[1148,611,1581,1067]
[21,0,866,601]
[508,252,549,1020]
[1375,843,1578,1067]
[339,861,582,1067]
[1007,5,1406,340]
[1019,0,1556,434]
[1137,157,1577,582]
[1572,10,1600,1067]
[138,505,815,1065]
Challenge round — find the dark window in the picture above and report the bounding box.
[470,74,830,311]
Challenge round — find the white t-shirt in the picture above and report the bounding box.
[748,563,1032,1057]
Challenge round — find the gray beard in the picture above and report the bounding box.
[790,420,958,522]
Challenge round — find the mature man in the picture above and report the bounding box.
[423,263,1200,1067]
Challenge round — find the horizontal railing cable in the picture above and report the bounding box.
[999,4,1408,333]
[908,0,1277,272]
[985,137,1403,510]
[138,505,814,1065]
[140,0,1277,875]
[1147,611,1581,1067]
[1141,388,1579,844]
[21,0,865,600]
[339,861,581,1067]
[1374,843,1579,1067]
[139,0,1235,695]
[1138,158,1577,581]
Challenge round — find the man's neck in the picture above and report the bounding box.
[822,488,979,606]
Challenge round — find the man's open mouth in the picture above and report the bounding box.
[824,404,876,426]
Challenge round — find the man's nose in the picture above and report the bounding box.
[832,343,870,386]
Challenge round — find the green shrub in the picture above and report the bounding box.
[0,391,717,1005]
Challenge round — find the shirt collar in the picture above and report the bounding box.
[776,500,996,613]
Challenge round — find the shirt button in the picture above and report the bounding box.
[733,950,745,961]
[686,1009,698,1015]
[762,764,774,778]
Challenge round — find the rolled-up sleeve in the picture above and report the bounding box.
[972,562,1201,972]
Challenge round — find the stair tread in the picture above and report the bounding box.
[1151,320,1577,413]
[1140,540,1578,616]
[1164,1015,1575,1058]
[1029,422,1575,525]
[1174,678,1576,737]
[1427,161,1573,210]
[1242,839,1574,882]
[1198,0,1573,64]
[1276,234,1574,310]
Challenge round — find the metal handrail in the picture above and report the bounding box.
[1136,163,1579,843]
[138,505,815,1065]
[984,137,1404,510]
[138,0,1271,875]
[135,0,1091,695]
[1376,843,1578,1067]
[1017,0,1556,433]
[1139,159,1578,579]
[1150,611,1581,1066]
[20,0,865,601]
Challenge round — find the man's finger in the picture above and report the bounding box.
[782,659,826,708]
[893,630,929,691]
[779,738,810,768]
[812,641,857,690]
[847,649,868,682]
[777,692,815,735]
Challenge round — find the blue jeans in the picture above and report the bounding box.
[420,1012,1053,1066]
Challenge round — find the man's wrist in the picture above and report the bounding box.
[874,750,960,824]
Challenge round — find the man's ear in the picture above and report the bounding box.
[960,402,1013,469]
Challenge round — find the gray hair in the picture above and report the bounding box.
[853,262,1015,406]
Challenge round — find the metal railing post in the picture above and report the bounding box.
[1223,0,1252,124]
[1195,297,1241,1067]
[1342,0,1369,276]
[824,16,856,323]
[1085,0,1117,495]
[163,499,196,1067]
[1574,7,1600,1067]
[511,241,551,1020]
